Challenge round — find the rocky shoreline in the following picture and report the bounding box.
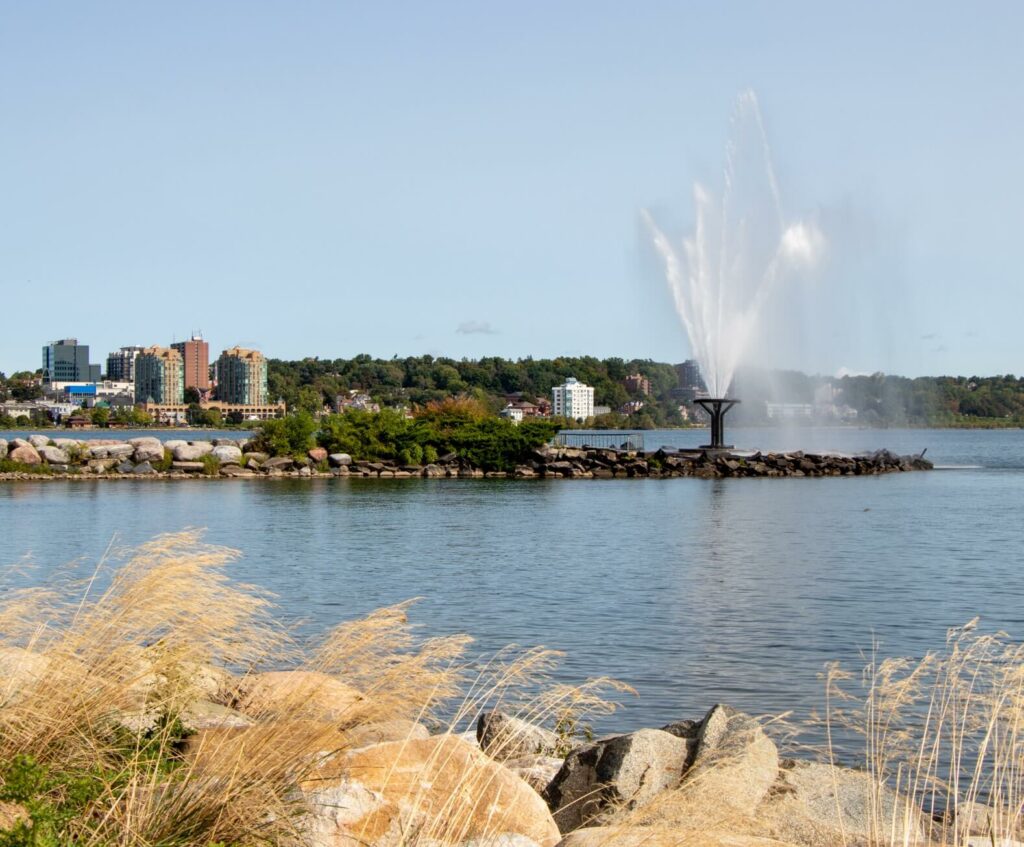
[0,650,992,847]
[0,434,933,481]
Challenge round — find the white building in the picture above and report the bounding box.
[499,403,524,423]
[552,377,594,422]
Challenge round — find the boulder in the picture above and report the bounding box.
[243,452,269,465]
[115,461,136,474]
[557,828,798,847]
[172,442,213,461]
[220,466,255,477]
[52,438,81,450]
[262,456,295,471]
[8,444,41,465]
[212,438,240,448]
[504,754,565,793]
[299,466,312,477]
[88,443,134,459]
[342,719,430,750]
[211,445,242,465]
[309,447,328,463]
[180,699,254,732]
[172,461,205,472]
[88,458,117,473]
[657,705,778,825]
[129,437,165,463]
[163,439,188,450]
[300,735,561,847]
[235,670,366,724]
[0,647,51,699]
[544,728,694,832]
[756,760,928,847]
[133,461,157,474]
[477,711,560,760]
[38,445,71,464]
[0,439,7,459]
[329,453,353,467]
[28,434,50,449]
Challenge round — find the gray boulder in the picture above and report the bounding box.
[243,452,268,465]
[328,452,352,466]
[0,439,7,459]
[211,445,242,465]
[8,444,41,465]
[212,438,240,448]
[478,711,560,760]
[504,754,565,794]
[544,728,694,832]
[758,759,929,846]
[129,437,165,463]
[89,443,133,459]
[171,461,205,473]
[133,461,157,475]
[262,456,295,470]
[672,704,779,823]
[115,461,135,474]
[52,438,81,450]
[28,434,50,449]
[172,442,213,461]
[37,445,71,464]
[163,439,188,450]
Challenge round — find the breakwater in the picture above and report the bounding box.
[0,434,932,480]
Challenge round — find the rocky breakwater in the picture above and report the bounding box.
[0,435,933,481]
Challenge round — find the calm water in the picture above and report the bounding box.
[2,427,1023,735]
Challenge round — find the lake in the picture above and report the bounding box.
[2,426,1022,737]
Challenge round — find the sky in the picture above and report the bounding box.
[1,2,1022,378]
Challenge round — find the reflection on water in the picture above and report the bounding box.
[1,428,1023,740]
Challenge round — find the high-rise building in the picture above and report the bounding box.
[170,334,210,392]
[134,346,184,404]
[106,346,145,382]
[675,360,705,391]
[552,377,595,422]
[215,347,268,405]
[623,373,651,396]
[42,338,100,384]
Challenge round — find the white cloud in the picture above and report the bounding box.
[456,320,498,335]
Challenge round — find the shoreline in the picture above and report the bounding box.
[0,432,934,482]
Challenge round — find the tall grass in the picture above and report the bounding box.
[0,531,626,846]
[822,620,1024,845]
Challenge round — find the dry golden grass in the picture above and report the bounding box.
[819,619,1024,845]
[0,530,629,847]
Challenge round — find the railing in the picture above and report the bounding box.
[554,430,645,451]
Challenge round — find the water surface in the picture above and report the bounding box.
[2,427,1022,736]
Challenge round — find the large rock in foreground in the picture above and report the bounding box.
[558,828,798,847]
[301,735,561,847]
[477,711,560,761]
[235,670,366,724]
[756,759,929,847]
[544,728,695,832]
[676,704,780,820]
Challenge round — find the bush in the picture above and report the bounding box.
[250,411,315,457]
[199,454,221,476]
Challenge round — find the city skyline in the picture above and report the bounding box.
[2,4,1022,377]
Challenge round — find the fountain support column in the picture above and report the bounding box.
[695,398,740,450]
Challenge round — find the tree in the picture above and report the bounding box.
[90,407,110,426]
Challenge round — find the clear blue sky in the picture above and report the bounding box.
[2,2,1021,377]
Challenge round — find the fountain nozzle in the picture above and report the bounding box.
[694,397,741,450]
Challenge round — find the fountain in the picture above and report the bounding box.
[644,90,822,450]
